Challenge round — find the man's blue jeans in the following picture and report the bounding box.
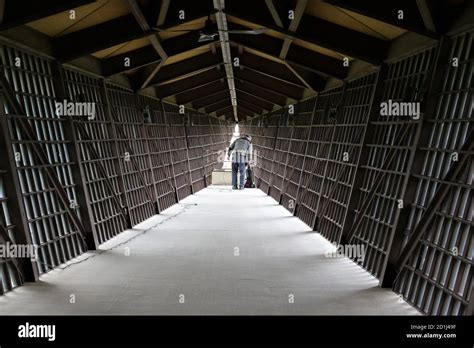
[232,162,246,188]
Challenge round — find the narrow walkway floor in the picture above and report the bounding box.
[0,186,418,315]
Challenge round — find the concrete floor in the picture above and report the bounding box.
[0,186,418,315]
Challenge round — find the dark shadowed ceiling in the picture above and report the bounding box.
[0,0,466,121]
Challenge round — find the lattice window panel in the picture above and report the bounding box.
[395,30,473,315]
[1,45,85,273]
[244,111,278,194]
[349,46,438,278]
[281,98,317,212]
[317,74,378,243]
[164,103,192,201]
[0,170,23,293]
[207,116,225,180]
[269,110,292,202]
[106,84,155,225]
[296,86,343,229]
[64,68,128,244]
[187,111,207,193]
[141,96,176,212]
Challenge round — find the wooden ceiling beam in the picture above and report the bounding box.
[238,98,264,114]
[54,14,146,62]
[128,0,167,59]
[192,90,231,109]
[0,0,95,31]
[175,80,227,105]
[229,33,347,79]
[157,0,213,29]
[102,31,217,78]
[235,89,274,111]
[146,50,223,88]
[216,105,253,118]
[264,0,284,28]
[205,99,232,113]
[234,67,304,100]
[323,0,439,38]
[102,45,161,77]
[235,79,286,106]
[55,12,214,62]
[238,51,306,87]
[155,67,226,98]
[279,0,307,59]
[215,105,234,116]
[226,0,388,64]
[157,0,170,26]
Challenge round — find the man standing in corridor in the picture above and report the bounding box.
[227,134,252,190]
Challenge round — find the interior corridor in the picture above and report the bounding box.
[0,186,418,315]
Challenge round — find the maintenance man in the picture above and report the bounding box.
[227,134,252,190]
